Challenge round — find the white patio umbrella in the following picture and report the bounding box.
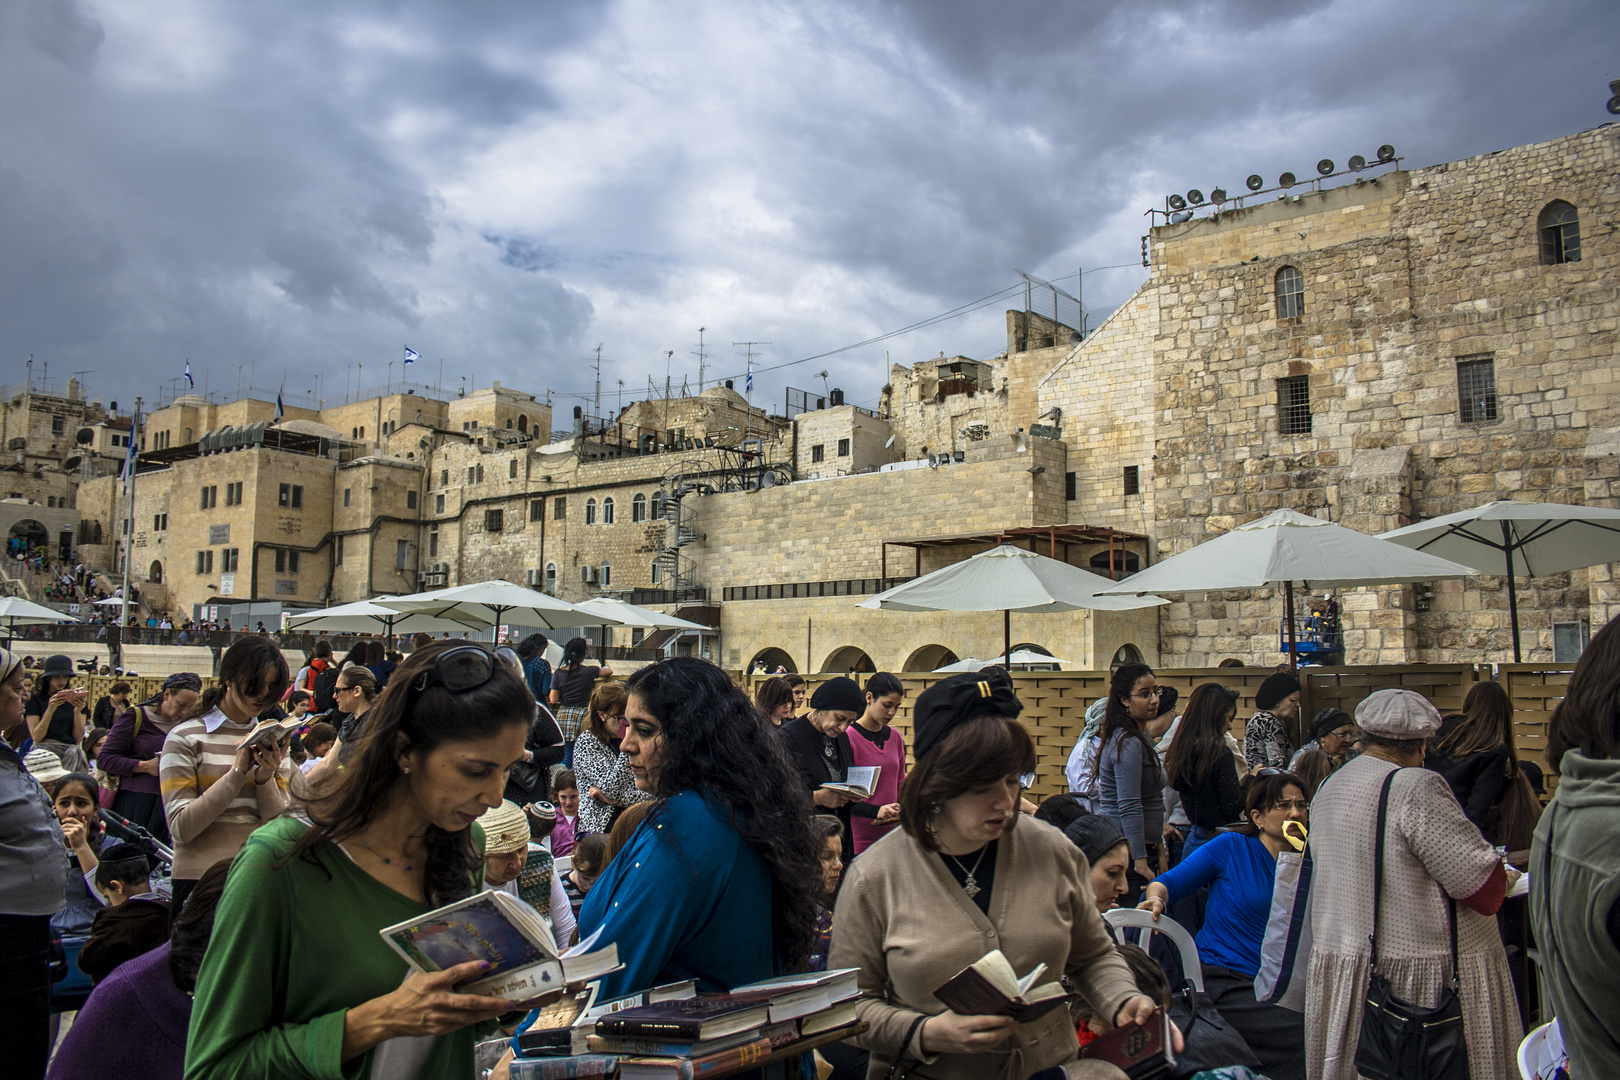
[378,580,625,641]
[283,598,491,641]
[857,544,1166,667]
[1098,508,1477,667]
[0,597,77,647]
[1378,500,1620,661]
[574,596,711,654]
[933,648,1071,672]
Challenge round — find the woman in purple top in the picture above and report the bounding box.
[96,674,201,845]
[848,672,906,855]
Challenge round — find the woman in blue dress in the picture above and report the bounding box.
[572,656,824,998]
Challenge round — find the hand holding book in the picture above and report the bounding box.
[340,958,513,1062]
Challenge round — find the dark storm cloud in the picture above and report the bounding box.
[1,0,1615,412]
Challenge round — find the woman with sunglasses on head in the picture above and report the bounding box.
[830,669,1167,1080]
[1093,663,1172,902]
[185,642,534,1080]
[562,656,823,999]
[1139,771,1310,1080]
[160,637,295,917]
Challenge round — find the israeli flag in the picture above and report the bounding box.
[275,390,284,420]
[404,346,418,364]
[184,362,194,389]
[745,368,753,394]
[119,432,138,493]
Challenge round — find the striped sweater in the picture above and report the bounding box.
[160,708,292,880]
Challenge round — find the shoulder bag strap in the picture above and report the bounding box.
[1368,768,1399,970]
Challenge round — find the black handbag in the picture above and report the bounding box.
[1167,979,1261,1077]
[1354,769,1471,1080]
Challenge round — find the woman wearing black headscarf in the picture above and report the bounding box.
[829,669,1174,1080]
[779,677,868,848]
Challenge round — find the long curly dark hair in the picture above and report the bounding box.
[284,641,536,906]
[1093,662,1158,781]
[624,657,822,971]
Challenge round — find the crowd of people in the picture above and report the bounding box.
[0,614,1616,1080]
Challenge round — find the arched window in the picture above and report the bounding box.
[1539,201,1581,264]
[651,493,665,520]
[505,418,513,429]
[600,563,612,587]
[631,493,647,522]
[545,563,556,592]
[602,497,614,525]
[518,416,528,434]
[1275,265,1304,319]
[585,498,597,525]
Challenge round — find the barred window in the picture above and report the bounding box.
[1278,375,1312,435]
[1538,201,1581,265]
[1123,465,1140,496]
[811,444,825,463]
[1275,265,1305,319]
[837,438,850,457]
[530,499,544,522]
[554,497,566,520]
[485,509,504,532]
[1458,355,1498,424]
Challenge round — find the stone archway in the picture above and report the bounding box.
[7,518,47,557]
[747,647,797,674]
[903,644,959,672]
[821,645,875,674]
[148,560,163,584]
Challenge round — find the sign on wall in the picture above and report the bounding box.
[209,524,230,545]
[219,573,234,596]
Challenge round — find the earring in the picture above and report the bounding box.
[402,765,410,775]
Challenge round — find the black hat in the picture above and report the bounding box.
[809,676,864,715]
[1256,671,1302,711]
[913,667,1022,762]
[1156,685,1179,718]
[1308,707,1353,743]
[1063,814,1128,865]
[42,654,74,679]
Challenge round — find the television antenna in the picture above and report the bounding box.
[815,370,830,397]
[692,328,708,392]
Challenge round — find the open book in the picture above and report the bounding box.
[238,716,303,751]
[933,950,1068,1022]
[379,889,621,1000]
[820,766,880,800]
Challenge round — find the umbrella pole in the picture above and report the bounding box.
[1004,609,1011,668]
[1503,521,1522,663]
[1285,581,1298,671]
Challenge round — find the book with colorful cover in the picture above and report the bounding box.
[616,1036,774,1080]
[1077,1007,1176,1080]
[378,891,620,1000]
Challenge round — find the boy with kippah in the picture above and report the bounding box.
[78,843,170,983]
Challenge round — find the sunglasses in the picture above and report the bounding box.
[412,645,500,694]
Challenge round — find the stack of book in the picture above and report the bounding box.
[510,968,863,1080]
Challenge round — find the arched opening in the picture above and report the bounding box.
[903,644,960,672]
[148,561,163,584]
[1275,265,1305,319]
[631,493,647,522]
[747,647,797,674]
[1538,200,1581,264]
[7,519,48,557]
[821,645,875,674]
[518,415,528,434]
[1089,551,1141,579]
[1111,643,1144,668]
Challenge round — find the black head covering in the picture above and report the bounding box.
[1156,685,1179,718]
[912,667,1022,762]
[139,671,203,707]
[808,676,864,715]
[1063,814,1128,865]
[1308,707,1354,743]
[1256,671,1302,711]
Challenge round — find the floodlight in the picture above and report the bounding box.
[1187,189,1204,205]
[1317,159,1334,176]
[1168,194,1187,210]
[1279,172,1297,188]
[1348,154,1367,171]
[1377,144,1396,163]
[1246,174,1264,191]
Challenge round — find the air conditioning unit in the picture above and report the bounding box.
[580,565,599,585]
[434,562,449,574]
[525,569,542,587]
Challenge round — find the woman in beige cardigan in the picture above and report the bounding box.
[830,669,1170,1080]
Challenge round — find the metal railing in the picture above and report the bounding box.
[723,577,913,602]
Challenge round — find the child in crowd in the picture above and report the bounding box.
[563,833,608,916]
[79,843,169,984]
[551,769,578,857]
[1072,942,1168,1050]
[807,815,843,971]
[298,722,337,773]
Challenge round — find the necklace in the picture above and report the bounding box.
[944,845,990,899]
[821,734,836,759]
[360,839,416,874]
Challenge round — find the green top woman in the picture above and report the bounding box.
[185,642,536,1080]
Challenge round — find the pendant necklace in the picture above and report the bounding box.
[361,839,415,873]
[946,846,990,899]
[822,734,836,759]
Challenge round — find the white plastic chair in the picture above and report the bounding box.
[1103,908,1204,992]
[1518,1019,1565,1080]
[553,855,572,875]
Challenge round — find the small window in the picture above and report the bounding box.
[1065,471,1077,501]
[603,497,614,525]
[554,497,567,520]
[52,416,65,435]
[435,493,445,514]
[485,508,504,532]
[509,459,518,479]
[1538,201,1581,265]
[288,551,299,573]
[506,418,512,429]
[632,493,647,522]
[475,464,483,484]
[335,535,344,565]
[440,469,449,487]
[200,485,216,509]
[545,563,556,591]
[343,488,351,507]
[651,561,662,584]
[530,499,544,522]
[600,563,611,587]
[1123,465,1140,496]
[837,438,850,457]
[278,483,291,507]
[427,532,437,557]
[1553,620,1591,661]
[406,490,418,510]
[222,548,239,572]
[1457,355,1498,424]
[1278,375,1312,435]
[631,627,644,646]
[396,539,409,571]
[292,485,303,509]
[466,467,475,484]
[811,444,825,463]
[585,498,597,525]
[275,549,286,572]
[196,550,213,574]
[47,497,55,508]
[651,494,664,520]
[1275,265,1305,319]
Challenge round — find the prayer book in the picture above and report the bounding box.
[1077,1006,1177,1080]
[820,766,879,800]
[513,985,600,1054]
[596,997,772,1040]
[379,891,620,1000]
[932,950,1068,1022]
[586,1020,797,1058]
[616,1036,775,1080]
[798,998,861,1036]
[519,978,699,1057]
[507,1055,621,1080]
[722,967,860,1022]
[238,716,303,750]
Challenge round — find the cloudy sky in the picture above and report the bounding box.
[3,0,1615,421]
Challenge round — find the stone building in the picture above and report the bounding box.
[0,378,123,563]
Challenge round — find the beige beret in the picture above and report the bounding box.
[1354,688,1442,740]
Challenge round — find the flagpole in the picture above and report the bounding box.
[120,398,141,639]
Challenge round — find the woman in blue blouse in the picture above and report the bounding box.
[1138,770,1309,1080]
[572,657,824,998]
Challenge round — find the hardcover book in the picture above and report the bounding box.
[1077,1007,1177,1080]
[596,997,772,1041]
[932,950,1068,1022]
[616,1036,774,1080]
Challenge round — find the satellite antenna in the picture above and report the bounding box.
[884,434,896,449]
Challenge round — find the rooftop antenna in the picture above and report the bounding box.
[693,328,708,393]
[593,344,604,418]
[815,370,830,398]
[733,340,771,423]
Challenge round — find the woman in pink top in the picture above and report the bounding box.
[848,672,906,855]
